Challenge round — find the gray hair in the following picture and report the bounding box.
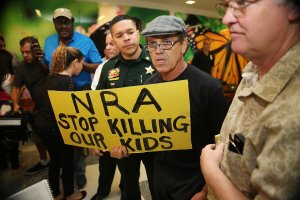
[276,0,300,22]
[276,0,300,9]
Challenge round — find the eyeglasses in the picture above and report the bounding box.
[215,0,260,18]
[145,39,181,53]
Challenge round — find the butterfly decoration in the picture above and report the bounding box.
[187,25,249,86]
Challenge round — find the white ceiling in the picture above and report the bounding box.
[83,0,220,18]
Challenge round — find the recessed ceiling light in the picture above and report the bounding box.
[185,0,196,4]
[35,9,42,17]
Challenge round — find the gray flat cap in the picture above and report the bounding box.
[141,15,187,37]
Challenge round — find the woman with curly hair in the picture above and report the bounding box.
[35,46,86,200]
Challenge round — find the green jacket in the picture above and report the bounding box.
[96,47,155,90]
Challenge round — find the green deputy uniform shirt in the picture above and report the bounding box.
[96,47,155,89]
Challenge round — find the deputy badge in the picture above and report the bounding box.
[108,68,120,80]
[145,66,155,75]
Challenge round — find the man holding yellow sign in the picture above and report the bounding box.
[110,15,229,200]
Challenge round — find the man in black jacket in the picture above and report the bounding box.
[111,15,228,200]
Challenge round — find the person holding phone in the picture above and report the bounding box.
[11,36,49,175]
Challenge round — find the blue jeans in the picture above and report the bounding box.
[74,147,86,179]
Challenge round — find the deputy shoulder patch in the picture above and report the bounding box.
[108,68,120,80]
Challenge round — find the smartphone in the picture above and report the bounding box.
[31,36,43,61]
[31,35,40,48]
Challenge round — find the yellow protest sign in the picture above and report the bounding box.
[48,80,191,153]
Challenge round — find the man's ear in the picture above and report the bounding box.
[182,38,189,55]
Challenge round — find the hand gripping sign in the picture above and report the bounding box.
[48,80,191,153]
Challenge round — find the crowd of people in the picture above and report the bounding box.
[1,0,299,199]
